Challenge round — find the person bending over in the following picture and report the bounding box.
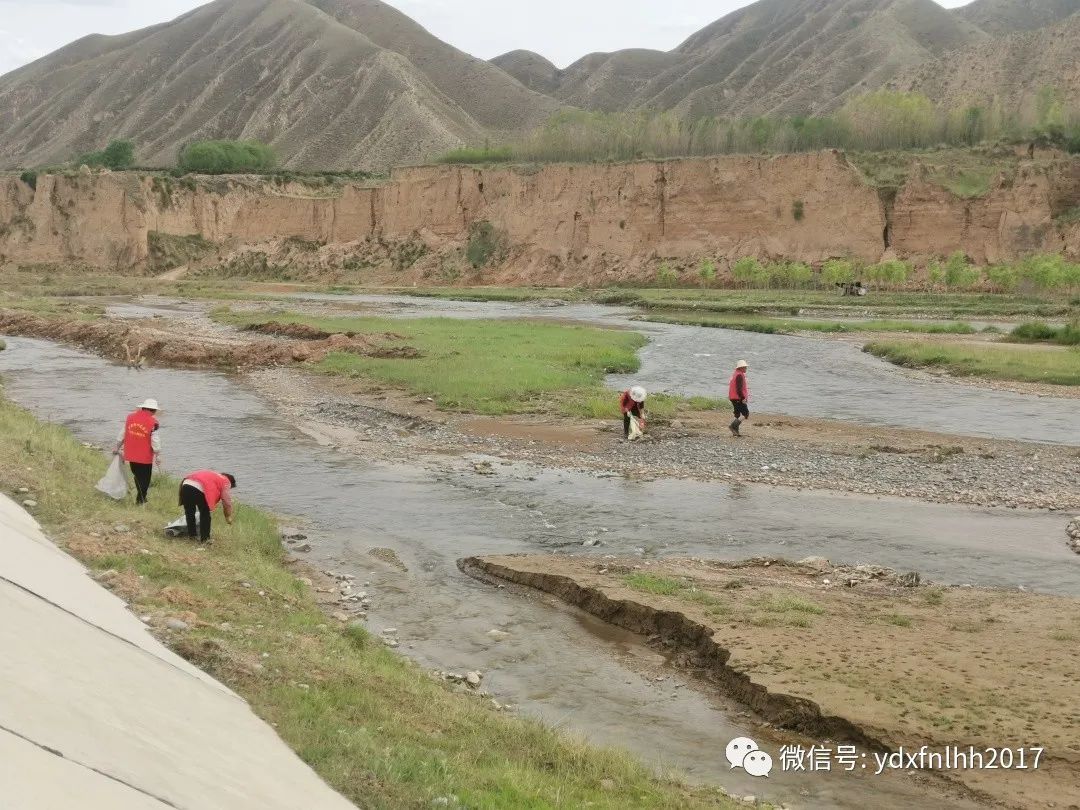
[178,470,236,543]
[619,386,647,440]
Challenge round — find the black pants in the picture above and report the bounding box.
[623,407,642,438]
[180,484,212,542]
[129,462,153,505]
[731,400,750,419]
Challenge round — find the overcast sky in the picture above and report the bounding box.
[0,0,976,77]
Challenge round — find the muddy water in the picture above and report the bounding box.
[0,336,1069,809]
[291,293,1080,446]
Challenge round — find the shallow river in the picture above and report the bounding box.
[284,293,1080,446]
[1,327,1074,808]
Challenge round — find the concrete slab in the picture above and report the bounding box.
[0,729,168,809]
[0,495,223,689]
[0,495,356,810]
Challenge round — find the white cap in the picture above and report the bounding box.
[629,386,647,403]
[735,360,748,369]
[139,398,160,410]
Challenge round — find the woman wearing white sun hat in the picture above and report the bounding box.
[619,385,648,440]
[114,398,163,504]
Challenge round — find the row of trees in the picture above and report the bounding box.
[681,253,1080,294]
[447,89,1080,165]
[62,139,278,175]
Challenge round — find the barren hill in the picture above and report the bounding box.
[489,51,561,96]
[892,12,1080,111]
[955,0,1080,34]
[3,0,1080,173]
[495,0,987,117]
[0,0,557,171]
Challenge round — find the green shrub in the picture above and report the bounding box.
[944,251,980,289]
[698,258,717,287]
[821,258,856,287]
[731,257,766,288]
[179,140,277,174]
[1017,254,1076,292]
[792,200,805,221]
[437,146,514,164]
[465,221,506,269]
[655,262,678,287]
[868,259,911,289]
[19,170,37,191]
[985,264,1019,293]
[1009,322,1058,342]
[1008,320,1080,345]
[78,139,135,170]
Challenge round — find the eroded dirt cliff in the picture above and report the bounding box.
[2,152,1079,284]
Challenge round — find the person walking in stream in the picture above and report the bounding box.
[114,398,163,504]
[728,360,750,437]
[178,470,236,544]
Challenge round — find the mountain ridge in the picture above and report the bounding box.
[1,0,1078,170]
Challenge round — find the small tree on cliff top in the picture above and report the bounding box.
[77,139,135,170]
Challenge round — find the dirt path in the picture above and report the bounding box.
[463,554,1080,809]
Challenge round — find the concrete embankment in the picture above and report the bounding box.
[0,493,355,810]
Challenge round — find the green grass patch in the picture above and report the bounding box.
[624,573,684,596]
[212,309,720,418]
[639,311,978,335]
[0,393,732,809]
[753,595,826,615]
[1006,320,1080,346]
[864,340,1080,386]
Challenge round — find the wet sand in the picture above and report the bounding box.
[465,554,1080,809]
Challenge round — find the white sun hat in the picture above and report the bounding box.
[629,386,647,403]
[735,360,749,369]
[139,398,160,410]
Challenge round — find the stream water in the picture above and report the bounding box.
[284,293,1080,446]
[2,304,1075,808]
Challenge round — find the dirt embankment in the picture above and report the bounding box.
[463,554,1080,808]
[3,153,1079,285]
[0,309,407,368]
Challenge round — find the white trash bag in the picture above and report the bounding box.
[164,514,198,537]
[627,415,644,441]
[95,455,129,501]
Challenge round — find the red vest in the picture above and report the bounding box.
[728,370,749,401]
[123,410,158,464]
[185,470,230,510]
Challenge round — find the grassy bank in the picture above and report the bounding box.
[1007,321,1080,346]
[864,340,1080,386]
[213,309,720,417]
[0,393,731,809]
[638,311,979,335]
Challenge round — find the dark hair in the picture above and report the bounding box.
[224,474,237,489]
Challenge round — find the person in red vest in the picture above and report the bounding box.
[619,386,647,440]
[728,360,750,437]
[178,470,236,544]
[114,398,163,505]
